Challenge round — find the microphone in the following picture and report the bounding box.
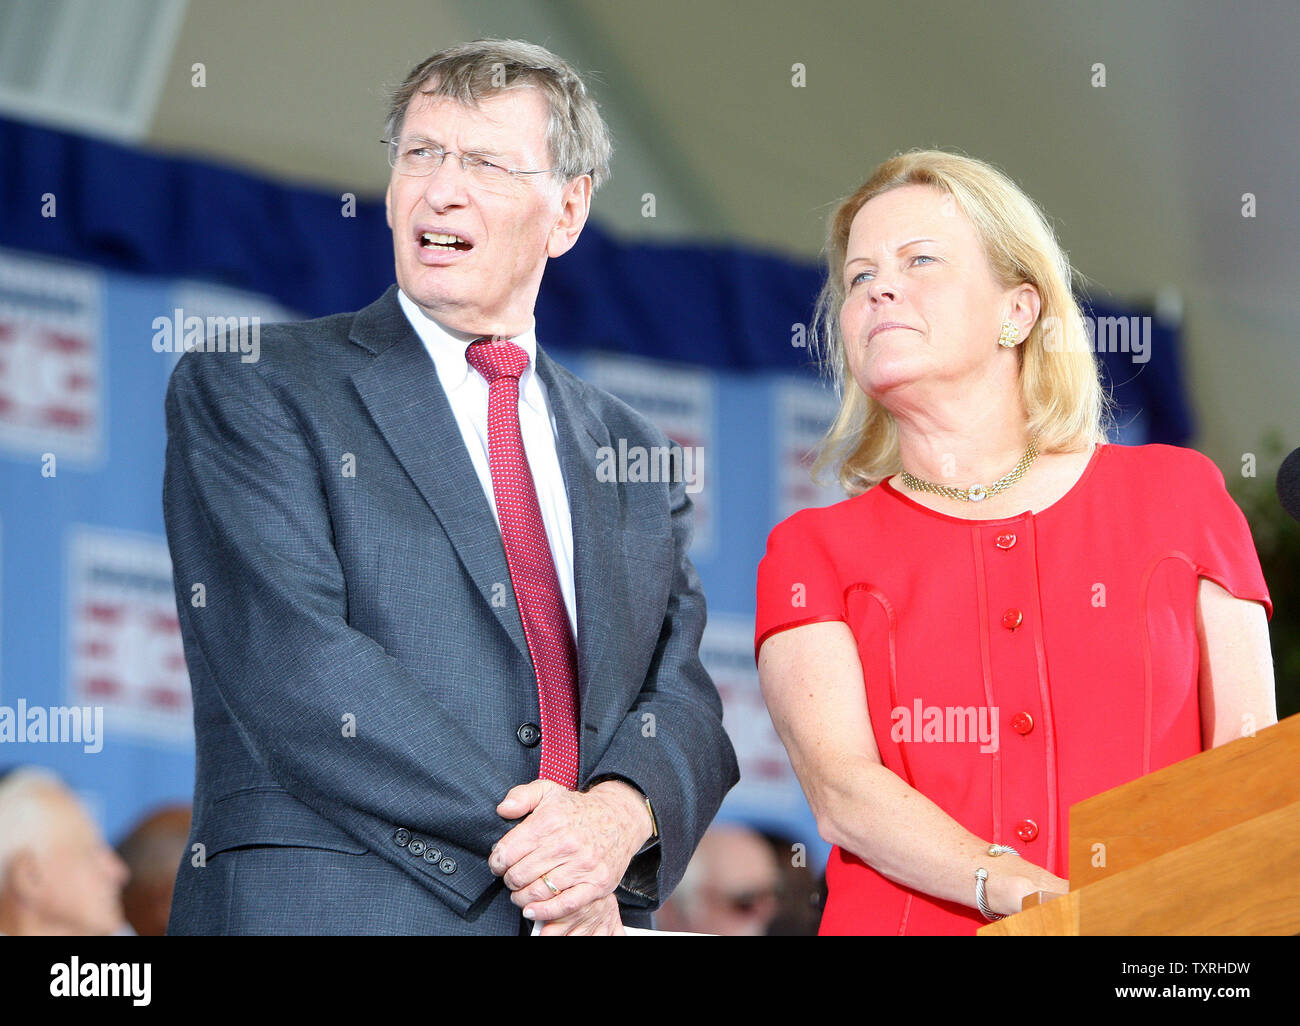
[1277,446,1300,523]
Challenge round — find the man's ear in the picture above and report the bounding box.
[385,181,394,232]
[9,849,44,904]
[546,175,593,259]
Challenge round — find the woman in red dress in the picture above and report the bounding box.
[755,150,1276,935]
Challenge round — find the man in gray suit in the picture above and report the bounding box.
[163,39,738,935]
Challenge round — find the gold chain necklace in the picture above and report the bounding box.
[899,436,1040,503]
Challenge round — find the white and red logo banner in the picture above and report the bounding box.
[584,352,715,557]
[0,249,103,463]
[774,379,843,521]
[67,526,192,746]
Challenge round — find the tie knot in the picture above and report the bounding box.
[466,338,529,383]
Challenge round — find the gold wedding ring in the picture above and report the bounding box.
[541,872,561,896]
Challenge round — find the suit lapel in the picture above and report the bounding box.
[347,287,532,668]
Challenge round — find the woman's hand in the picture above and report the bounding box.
[987,863,1069,917]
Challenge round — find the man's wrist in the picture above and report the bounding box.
[583,777,662,907]
[587,779,655,849]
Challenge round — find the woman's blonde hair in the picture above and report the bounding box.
[810,149,1113,496]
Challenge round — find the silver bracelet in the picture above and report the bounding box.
[974,844,1020,920]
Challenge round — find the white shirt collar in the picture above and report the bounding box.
[396,288,545,412]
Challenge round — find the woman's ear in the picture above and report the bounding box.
[1008,282,1042,339]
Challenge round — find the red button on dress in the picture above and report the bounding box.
[995,532,1017,549]
[1001,608,1023,630]
[1015,819,1039,842]
[1011,711,1034,735]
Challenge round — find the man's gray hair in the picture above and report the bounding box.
[0,766,63,886]
[384,38,613,192]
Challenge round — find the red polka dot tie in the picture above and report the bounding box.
[465,338,579,790]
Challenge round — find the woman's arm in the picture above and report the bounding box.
[759,620,1067,917]
[1196,578,1277,749]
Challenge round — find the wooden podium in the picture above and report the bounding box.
[978,713,1300,935]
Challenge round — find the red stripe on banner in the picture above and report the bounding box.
[145,687,185,708]
[44,331,90,354]
[148,612,180,633]
[41,405,88,427]
[84,603,124,623]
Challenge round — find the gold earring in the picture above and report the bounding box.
[997,321,1020,348]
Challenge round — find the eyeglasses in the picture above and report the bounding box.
[383,137,557,183]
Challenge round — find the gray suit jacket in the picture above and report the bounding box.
[162,285,738,935]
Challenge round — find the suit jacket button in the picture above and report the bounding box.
[393,828,411,847]
[423,847,442,864]
[439,857,457,874]
[517,723,541,748]
[408,838,427,856]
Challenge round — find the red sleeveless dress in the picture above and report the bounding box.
[754,444,1272,935]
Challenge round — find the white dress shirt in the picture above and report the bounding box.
[397,289,578,637]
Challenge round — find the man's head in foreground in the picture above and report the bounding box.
[117,804,192,937]
[383,38,612,337]
[656,823,783,935]
[0,766,129,936]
